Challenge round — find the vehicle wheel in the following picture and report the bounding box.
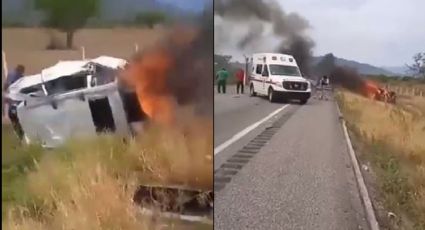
[250,84,257,97]
[268,88,277,103]
[300,99,308,105]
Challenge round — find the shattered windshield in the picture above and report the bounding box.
[269,65,301,77]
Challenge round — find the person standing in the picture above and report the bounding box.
[216,68,229,94]
[4,65,25,90]
[235,68,244,94]
[3,64,25,140]
[318,75,330,100]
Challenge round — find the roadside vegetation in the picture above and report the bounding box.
[336,85,425,230]
[2,118,213,229]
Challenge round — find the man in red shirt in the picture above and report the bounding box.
[235,68,244,94]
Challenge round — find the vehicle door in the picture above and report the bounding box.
[261,64,270,94]
[253,63,264,94]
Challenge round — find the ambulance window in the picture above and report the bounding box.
[262,65,269,77]
[255,64,263,74]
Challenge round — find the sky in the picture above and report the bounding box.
[158,0,209,12]
[215,0,425,67]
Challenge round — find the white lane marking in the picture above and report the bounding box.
[214,104,289,155]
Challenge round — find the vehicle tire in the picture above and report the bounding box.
[250,84,257,97]
[300,99,308,105]
[268,87,277,103]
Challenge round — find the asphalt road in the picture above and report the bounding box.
[214,87,369,230]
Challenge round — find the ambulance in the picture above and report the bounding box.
[248,53,311,104]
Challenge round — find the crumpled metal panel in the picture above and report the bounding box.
[17,82,130,148]
[18,97,96,148]
[106,90,130,136]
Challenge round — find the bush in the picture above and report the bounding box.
[2,21,27,28]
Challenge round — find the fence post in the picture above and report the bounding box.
[81,46,86,60]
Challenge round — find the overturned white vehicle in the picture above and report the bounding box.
[6,56,146,148]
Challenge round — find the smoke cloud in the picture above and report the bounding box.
[314,53,366,92]
[166,8,214,117]
[330,67,366,92]
[214,0,314,74]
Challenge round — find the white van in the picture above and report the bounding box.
[248,53,311,104]
[6,56,146,148]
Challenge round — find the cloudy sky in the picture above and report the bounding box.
[216,0,425,67]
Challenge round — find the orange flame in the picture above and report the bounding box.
[361,80,394,103]
[363,80,380,99]
[122,26,199,126]
[120,26,213,190]
[124,49,176,125]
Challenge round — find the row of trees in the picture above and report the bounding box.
[215,52,424,82]
[311,52,425,80]
[34,0,167,49]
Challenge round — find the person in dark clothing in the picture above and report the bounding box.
[3,65,25,140]
[235,68,244,94]
[4,65,25,90]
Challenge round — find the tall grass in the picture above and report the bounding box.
[336,90,425,229]
[2,116,213,229]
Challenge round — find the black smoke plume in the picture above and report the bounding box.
[214,0,314,75]
[314,53,366,92]
[166,8,214,117]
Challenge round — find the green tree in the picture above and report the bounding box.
[406,52,425,78]
[35,0,99,49]
[134,11,166,29]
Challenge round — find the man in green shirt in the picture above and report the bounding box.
[216,68,229,94]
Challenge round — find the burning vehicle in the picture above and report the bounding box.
[5,55,213,222]
[327,67,396,104]
[363,80,396,104]
[5,56,147,148]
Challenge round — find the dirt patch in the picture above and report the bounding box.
[2,28,167,75]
